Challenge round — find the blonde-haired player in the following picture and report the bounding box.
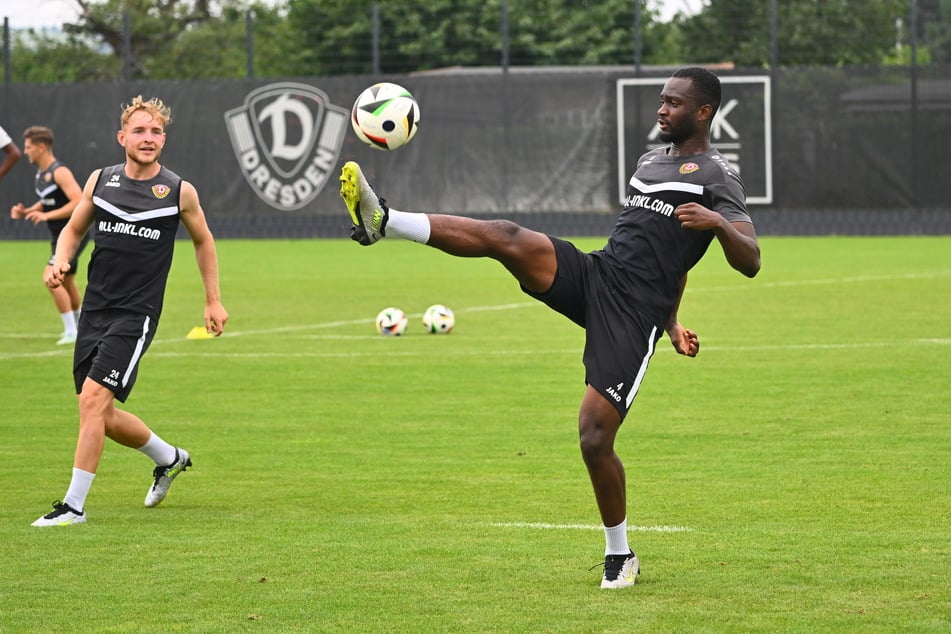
[33,96,229,526]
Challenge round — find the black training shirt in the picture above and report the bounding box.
[82,164,183,318]
[598,147,752,325]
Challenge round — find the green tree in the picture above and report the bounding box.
[11,31,116,83]
[13,0,940,85]
[678,0,910,67]
[65,0,220,78]
[10,0,290,81]
[509,0,668,66]
[920,0,951,62]
[281,0,670,75]
[147,2,291,79]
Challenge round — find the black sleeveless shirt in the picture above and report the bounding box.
[35,160,72,237]
[83,164,183,318]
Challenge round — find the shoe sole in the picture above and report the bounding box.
[600,575,638,589]
[32,516,87,527]
[339,162,362,227]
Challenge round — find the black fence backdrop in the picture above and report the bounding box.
[1,64,948,239]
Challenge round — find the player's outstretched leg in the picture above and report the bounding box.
[339,161,389,246]
[144,447,192,507]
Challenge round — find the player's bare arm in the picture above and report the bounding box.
[0,141,20,180]
[45,170,99,289]
[674,202,761,277]
[179,180,228,335]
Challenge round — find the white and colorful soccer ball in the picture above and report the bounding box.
[375,307,408,336]
[422,304,455,334]
[350,82,421,151]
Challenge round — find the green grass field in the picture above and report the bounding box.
[1,236,948,633]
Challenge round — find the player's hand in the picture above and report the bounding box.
[667,323,700,357]
[674,202,725,231]
[10,203,25,219]
[45,260,70,289]
[205,301,229,337]
[25,210,47,225]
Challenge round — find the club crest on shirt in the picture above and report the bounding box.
[44,173,53,183]
[679,162,700,175]
[152,184,171,199]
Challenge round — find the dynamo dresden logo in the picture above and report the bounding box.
[225,83,348,211]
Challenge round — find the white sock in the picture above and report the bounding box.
[604,517,631,556]
[64,467,96,512]
[137,432,178,466]
[60,311,77,336]
[74,307,82,323]
[385,208,431,244]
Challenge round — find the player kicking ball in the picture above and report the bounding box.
[339,67,760,588]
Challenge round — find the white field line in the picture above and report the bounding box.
[3,277,950,361]
[209,302,540,338]
[491,521,693,533]
[119,338,951,360]
[2,332,948,362]
[0,302,540,357]
[2,333,948,362]
[693,270,951,293]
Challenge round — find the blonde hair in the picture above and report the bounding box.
[120,95,172,128]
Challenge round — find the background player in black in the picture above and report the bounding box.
[10,126,88,344]
[339,67,761,587]
[32,96,228,527]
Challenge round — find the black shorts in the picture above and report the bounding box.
[521,236,663,421]
[73,309,158,402]
[47,232,90,277]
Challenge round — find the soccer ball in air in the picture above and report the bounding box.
[422,304,455,334]
[376,307,408,336]
[351,82,420,151]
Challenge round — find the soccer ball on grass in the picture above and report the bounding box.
[376,307,408,336]
[422,304,455,334]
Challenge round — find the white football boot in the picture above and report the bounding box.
[599,552,640,589]
[32,500,86,527]
[144,448,192,507]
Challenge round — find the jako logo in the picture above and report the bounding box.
[605,383,624,403]
[225,83,348,211]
